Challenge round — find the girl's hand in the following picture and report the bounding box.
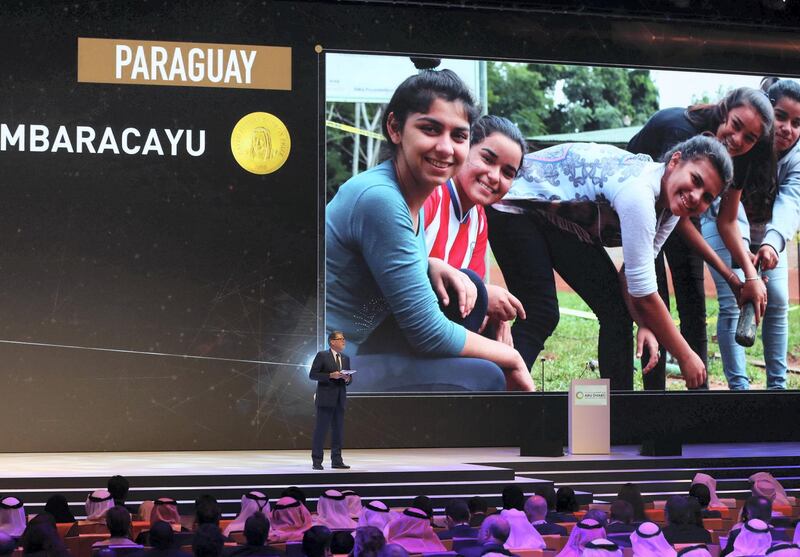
[486,284,526,322]
[428,258,477,318]
[636,327,659,374]
[676,351,707,389]
[753,244,779,272]
[739,277,768,324]
[505,353,535,391]
[493,319,514,347]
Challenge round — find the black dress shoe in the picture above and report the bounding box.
[331,462,350,469]
[312,463,324,470]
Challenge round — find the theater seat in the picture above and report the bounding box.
[541,535,566,551]
[513,550,543,557]
[91,545,145,557]
[451,538,480,551]
[703,517,723,530]
[644,509,664,523]
[65,534,111,557]
[57,522,76,538]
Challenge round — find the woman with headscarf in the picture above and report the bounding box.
[21,513,69,557]
[690,473,723,508]
[0,497,26,537]
[555,518,606,557]
[583,539,623,557]
[616,484,647,524]
[269,497,313,543]
[728,518,772,556]
[341,491,362,519]
[314,490,356,530]
[42,495,75,524]
[223,491,270,536]
[630,521,676,557]
[751,471,791,506]
[358,501,394,530]
[383,508,445,554]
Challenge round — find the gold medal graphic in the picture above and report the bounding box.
[231,112,291,175]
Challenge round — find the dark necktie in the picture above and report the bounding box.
[336,353,342,371]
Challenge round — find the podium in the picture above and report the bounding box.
[568,379,610,455]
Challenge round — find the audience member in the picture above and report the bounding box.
[280,488,307,507]
[269,497,313,543]
[42,495,75,524]
[0,497,27,537]
[690,474,722,508]
[688,484,721,519]
[358,501,393,530]
[139,501,155,523]
[548,488,578,523]
[224,513,283,557]
[767,544,800,556]
[605,501,636,534]
[498,497,545,550]
[342,491,362,518]
[457,515,515,557]
[630,521,676,557]
[437,499,477,540]
[193,524,226,557]
[224,492,270,536]
[380,544,409,557]
[0,533,15,557]
[330,531,354,555]
[721,496,773,555]
[751,472,791,506]
[302,526,332,557]
[584,509,608,528]
[676,545,712,557]
[196,494,223,529]
[353,526,385,557]
[532,486,558,523]
[662,496,712,545]
[131,521,191,557]
[94,505,139,547]
[524,496,567,536]
[108,475,131,507]
[556,519,606,557]
[467,496,489,528]
[315,490,356,529]
[383,508,445,554]
[152,498,184,530]
[616,484,646,523]
[583,539,622,557]
[410,497,435,526]
[21,514,68,557]
[726,518,772,557]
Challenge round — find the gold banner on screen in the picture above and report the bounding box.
[77,38,291,90]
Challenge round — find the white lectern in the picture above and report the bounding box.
[568,379,610,455]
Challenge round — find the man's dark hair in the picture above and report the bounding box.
[281,486,307,505]
[743,495,772,523]
[149,521,175,550]
[353,526,385,557]
[410,496,433,520]
[688,484,711,508]
[195,494,221,526]
[556,487,578,513]
[107,475,130,505]
[444,499,470,524]
[244,512,269,546]
[302,526,332,557]
[665,496,692,526]
[468,496,488,515]
[609,500,633,524]
[331,531,355,555]
[193,524,225,557]
[501,486,525,511]
[105,505,132,538]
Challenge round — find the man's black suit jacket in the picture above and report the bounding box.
[309,349,351,408]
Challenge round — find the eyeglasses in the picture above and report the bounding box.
[331,337,345,341]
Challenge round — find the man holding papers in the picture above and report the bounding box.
[310,331,352,470]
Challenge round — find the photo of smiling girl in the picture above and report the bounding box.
[325,69,534,392]
[423,115,528,346]
[488,136,733,391]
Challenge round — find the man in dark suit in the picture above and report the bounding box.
[438,499,478,540]
[524,496,568,536]
[223,513,285,557]
[310,331,351,470]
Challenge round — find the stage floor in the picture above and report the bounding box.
[2,442,799,478]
